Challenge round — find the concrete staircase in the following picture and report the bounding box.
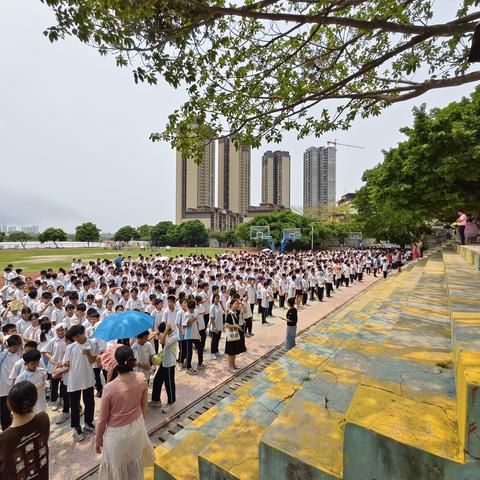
[151,251,480,480]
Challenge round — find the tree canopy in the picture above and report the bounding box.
[136,224,153,241]
[8,232,32,248]
[75,222,101,245]
[114,225,140,243]
[38,227,67,247]
[354,87,480,245]
[150,221,174,246]
[41,0,480,161]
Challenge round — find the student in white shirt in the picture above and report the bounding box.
[42,323,67,410]
[132,331,154,382]
[14,349,48,414]
[62,324,97,442]
[51,297,66,325]
[0,335,23,430]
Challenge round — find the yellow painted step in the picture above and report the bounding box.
[259,398,344,480]
[346,385,464,463]
[198,417,268,480]
[154,430,211,480]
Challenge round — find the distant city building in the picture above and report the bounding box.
[22,226,39,234]
[243,203,288,221]
[175,141,216,225]
[337,193,356,205]
[261,150,291,208]
[303,146,336,211]
[218,138,251,216]
[181,207,242,232]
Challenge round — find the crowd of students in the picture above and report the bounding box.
[0,247,407,461]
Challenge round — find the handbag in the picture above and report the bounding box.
[225,329,240,342]
[225,311,241,342]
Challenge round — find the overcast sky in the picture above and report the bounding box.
[0,1,475,233]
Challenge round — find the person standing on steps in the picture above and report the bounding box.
[457,209,467,245]
[280,298,298,350]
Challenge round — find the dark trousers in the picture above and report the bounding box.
[309,287,316,301]
[185,339,194,369]
[194,329,206,366]
[179,340,186,364]
[326,283,333,297]
[154,339,159,354]
[70,386,94,433]
[302,292,308,305]
[249,304,255,316]
[211,331,222,353]
[261,306,268,323]
[152,365,176,404]
[383,271,388,279]
[244,317,252,334]
[257,299,262,314]
[268,301,274,316]
[50,377,59,402]
[93,367,103,394]
[279,295,285,309]
[317,286,324,302]
[458,225,466,245]
[344,277,350,287]
[61,384,70,413]
[0,396,11,431]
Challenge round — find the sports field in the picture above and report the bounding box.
[0,246,243,272]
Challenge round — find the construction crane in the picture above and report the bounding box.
[327,139,364,149]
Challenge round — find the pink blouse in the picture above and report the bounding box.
[96,372,148,446]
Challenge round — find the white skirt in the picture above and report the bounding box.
[98,415,155,480]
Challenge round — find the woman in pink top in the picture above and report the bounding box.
[95,346,154,479]
[457,209,467,245]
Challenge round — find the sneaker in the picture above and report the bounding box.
[249,333,255,336]
[56,412,70,425]
[178,363,185,371]
[209,354,217,360]
[73,431,85,442]
[161,403,174,413]
[198,363,208,370]
[79,408,84,416]
[187,368,197,375]
[148,401,162,408]
[51,403,59,412]
[84,423,95,433]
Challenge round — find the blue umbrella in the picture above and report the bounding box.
[92,310,153,341]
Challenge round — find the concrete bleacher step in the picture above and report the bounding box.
[196,265,426,479]
[153,258,435,480]
[338,250,480,479]
[257,265,430,480]
[443,248,480,461]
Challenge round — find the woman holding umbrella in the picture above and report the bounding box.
[95,346,154,479]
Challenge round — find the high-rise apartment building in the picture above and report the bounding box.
[175,141,216,224]
[303,146,336,211]
[261,150,291,208]
[218,138,251,216]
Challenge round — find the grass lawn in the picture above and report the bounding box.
[0,246,243,272]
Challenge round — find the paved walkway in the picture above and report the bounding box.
[49,274,380,479]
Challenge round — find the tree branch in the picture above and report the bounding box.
[186,1,478,37]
